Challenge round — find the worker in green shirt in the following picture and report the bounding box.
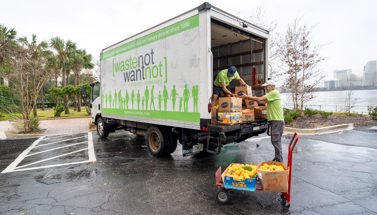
[241,80,284,162]
[212,65,247,123]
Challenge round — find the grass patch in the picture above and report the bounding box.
[0,108,90,121]
[37,108,90,120]
[0,112,22,121]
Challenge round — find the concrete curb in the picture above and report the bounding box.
[284,123,354,135]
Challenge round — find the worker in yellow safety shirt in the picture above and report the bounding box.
[241,80,284,162]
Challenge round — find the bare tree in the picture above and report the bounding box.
[276,19,324,111]
[344,77,358,113]
[10,35,53,132]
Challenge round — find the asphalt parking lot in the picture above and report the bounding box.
[1,128,377,214]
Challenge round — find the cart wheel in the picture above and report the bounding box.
[281,196,290,208]
[217,189,230,204]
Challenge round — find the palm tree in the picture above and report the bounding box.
[50,37,76,114]
[0,24,17,77]
[70,49,94,112]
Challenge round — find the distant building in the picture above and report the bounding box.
[363,61,377,87]
[334,69,352,88]
[324,80,339,90]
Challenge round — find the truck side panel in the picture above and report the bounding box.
[100,14,206,130]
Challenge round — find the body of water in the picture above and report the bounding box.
[281,89,377,113]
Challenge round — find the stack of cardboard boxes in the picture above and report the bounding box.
[216,85,266,125]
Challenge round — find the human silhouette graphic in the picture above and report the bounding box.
[137,90,141,110]
[118,90,122,109]
[163,85,168,111]
[150,85,155,111]
[131,90,135,109]
[171,85,177,111]
[144,86,149,111]
[192,85,199,112]
[183,84,190,112]
[158,91,162,111]
[125,90,129,109]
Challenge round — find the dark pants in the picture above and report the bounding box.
[213,85,230,97]
[270,120,285,162]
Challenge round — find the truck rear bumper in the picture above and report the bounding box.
[207,120,268,141]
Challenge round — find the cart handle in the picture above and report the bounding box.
[288,132,299,154]
[283,132,299,204]
[215,166,223,187]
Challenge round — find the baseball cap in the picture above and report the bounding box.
[261,80,276,87]
[227,66,237,77]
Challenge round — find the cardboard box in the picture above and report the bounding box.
[245,99,258,109]
[257,161,288,192]
[255,106,267,119]
[235,86,252,97]
[242,108,255,122]
[218,97,242,112]
[217,112,242,125]
[222,163,257,191]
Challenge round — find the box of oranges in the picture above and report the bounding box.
[222,163,258,191]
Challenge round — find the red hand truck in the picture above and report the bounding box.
[215,132,300,208]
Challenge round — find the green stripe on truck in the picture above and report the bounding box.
[101,15,199,60]
[103,108,200,122]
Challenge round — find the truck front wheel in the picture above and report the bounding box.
[97,117,109,138]
[146,126,166,157]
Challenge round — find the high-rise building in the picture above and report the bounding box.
[334,69,352,88]
[324,80,339,90]
[363,61,377,87]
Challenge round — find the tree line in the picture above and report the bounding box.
[0,24,94,132]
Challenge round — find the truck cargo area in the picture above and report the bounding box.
[211,19,266,96]
[92,3,270,157]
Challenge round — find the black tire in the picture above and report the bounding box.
[216,189,230,204]
[146,126,166,157]
[162,127,178,155]
[281,195,290,208]
[97,117,109,138]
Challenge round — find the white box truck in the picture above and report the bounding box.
[91,2,269,157]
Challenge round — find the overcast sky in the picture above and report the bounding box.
[1,0,376,79]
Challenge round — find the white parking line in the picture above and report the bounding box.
[6,160,95,172]
[15,148,88,169]
[26,141,87,157]
[88,132,96,162]
[1,136,46,173]
[35,136,86,148]
[2,132,97,173]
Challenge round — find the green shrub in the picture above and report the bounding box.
[54,104,64,117]
[368,106,377,120]
[30,116,40,131]
[319,111,332,118]
[304,108,332,118]
[284,114,293,124]
[284,108,302,124]
[0,85,19,112]
[304,108,319,117]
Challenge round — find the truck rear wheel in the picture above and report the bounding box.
[97,117,109,138]
[146,126,166,157]
[162,128,177,155]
